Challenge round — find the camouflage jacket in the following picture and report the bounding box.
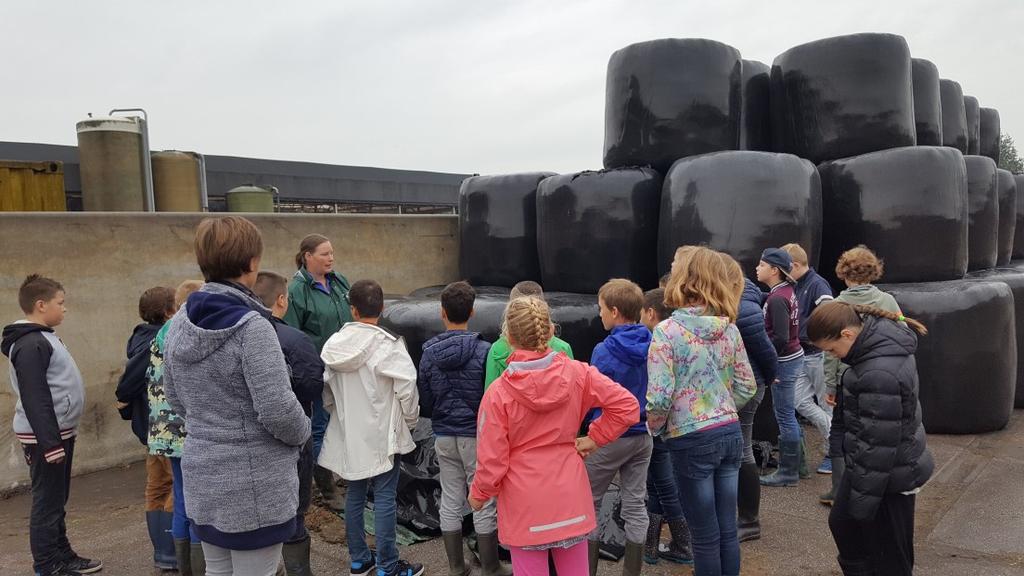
[147,321,186,457]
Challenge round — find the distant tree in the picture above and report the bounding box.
[999,133,1023,174]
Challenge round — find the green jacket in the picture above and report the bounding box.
[483,335,574,389]
[283,268,353,352]
[823,284,903,395]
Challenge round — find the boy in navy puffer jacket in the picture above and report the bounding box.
[418,281,510,576]
[585,279,656,576]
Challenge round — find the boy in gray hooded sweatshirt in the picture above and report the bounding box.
[2,275,102,576]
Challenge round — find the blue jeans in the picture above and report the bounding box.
[645,436,684,520]
[772,358,803,443]
[668,423,743,576]
[346,457,401,574]
[311,398,330,460]
[170,458,200,542]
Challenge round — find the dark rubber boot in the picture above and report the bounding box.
[147,511,178,570]
[477,531,511,576]
[643,513,662,565]
[283,535,313,576]
[761,440,800,487]
[190,542,206,576]
[588,539,600,576]
[660,516,693,565]
[442,531,471,576]
[313,465,344,512]
[820,457,845,506]
[174,539,192,576]
[622,541,643,576]
[737,462,762,542]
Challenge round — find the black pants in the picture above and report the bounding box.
[289,437,314,543]
[829,477,916,576]
[25,438,76,572]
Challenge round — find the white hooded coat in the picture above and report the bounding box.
[319,322,419,481]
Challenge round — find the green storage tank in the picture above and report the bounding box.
[226,184,276,213]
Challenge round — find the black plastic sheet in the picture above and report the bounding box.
[980,107,1001,164]
[658,151,821,279]
[407,285,511,299]
[380,292,604,365]
[911,59,943,146]
[770,33,915,164]
[603,39,742,173]
[964,95,981,156]
[740,59,771,151]
[880,279,1016,434]
[594,483,627,560]
[393,418,443,537]
[537,168,662,293]
[997,169,1017,266]
[967,267,1024,408]
[818,146,968,285]
[939,80,968,153]
[458,173,555,288]
[965,155,999,271]
[1015,175,1024,260]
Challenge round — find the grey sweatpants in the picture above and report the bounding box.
[585,434,653,544]
[202,542,282,576]
[436,436,498,534]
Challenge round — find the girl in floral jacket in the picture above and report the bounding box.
[646,247,756,576]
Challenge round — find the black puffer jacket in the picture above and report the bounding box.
[840,315,934,520]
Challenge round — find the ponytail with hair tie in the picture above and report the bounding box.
[808,301,928,342]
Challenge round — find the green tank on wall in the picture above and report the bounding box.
[226,184,276,212]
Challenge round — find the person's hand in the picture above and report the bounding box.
[116,401,130,409]
[825,394,836,407]
[575,436,599,459]
[468,496,485,511]
[772,379,780,386]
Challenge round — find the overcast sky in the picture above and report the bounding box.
[2,1,1021,175]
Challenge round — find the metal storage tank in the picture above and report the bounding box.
[76,113,153,211]
[152,150,207,212]
[0,160,66,211]
[226,184,276,212]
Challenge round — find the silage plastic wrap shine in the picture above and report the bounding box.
[818,146,968,286]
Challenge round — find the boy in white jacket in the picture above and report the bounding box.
[319,279,422,576]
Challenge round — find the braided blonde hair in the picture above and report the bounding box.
[503,296,554,353]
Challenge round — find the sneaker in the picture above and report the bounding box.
[817,457,833,475]
[378,559,425,576]
[39,563,84,576]
[351,554,377,576]
[64,555,103,574]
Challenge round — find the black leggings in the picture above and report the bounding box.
[829,477,916,575]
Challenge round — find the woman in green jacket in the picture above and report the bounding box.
[283,234,352,510]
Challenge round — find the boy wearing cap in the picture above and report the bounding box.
[755,248,803,488]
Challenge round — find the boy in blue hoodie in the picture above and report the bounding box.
[585,279,655,576]
[418,281,511,576]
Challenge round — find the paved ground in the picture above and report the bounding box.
[2,412,1022,575]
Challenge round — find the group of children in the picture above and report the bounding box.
[4,213,933,576]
